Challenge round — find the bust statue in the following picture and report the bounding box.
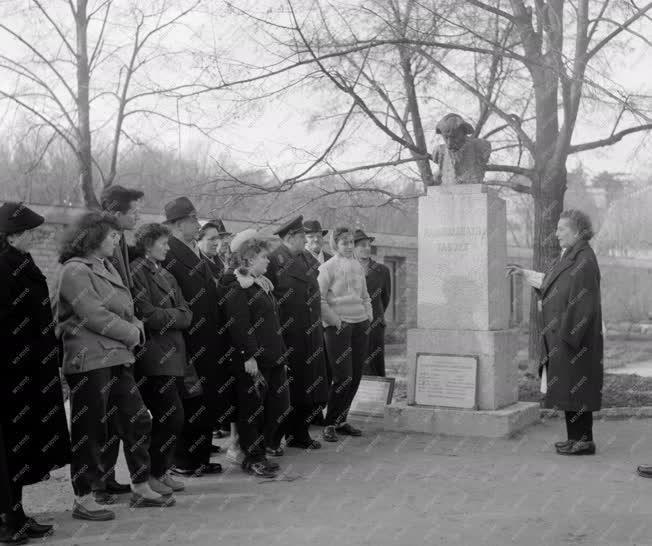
[431,113,492,185]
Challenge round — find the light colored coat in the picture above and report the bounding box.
[55,256,144,374]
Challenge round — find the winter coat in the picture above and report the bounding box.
[537,239,604,412]
[0,245,70,486]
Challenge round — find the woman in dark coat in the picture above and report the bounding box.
[508,209,603,456]
[131,223,193,497]
[218,229,290,478]
[0,202,71,542]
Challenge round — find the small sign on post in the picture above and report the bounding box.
[415,354,478,409]
[349,376,396,417]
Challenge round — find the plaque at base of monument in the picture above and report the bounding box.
[350,376,396,417]
[415,354,477,409]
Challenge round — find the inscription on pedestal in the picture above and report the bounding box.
[415,354,477,409]
[350,376,396,417]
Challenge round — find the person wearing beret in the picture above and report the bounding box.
[161,197,228,477]
[130,223,193,497]
[432,113,492,186]
[56,211,173,521]
[353,230,391,377]
[94,184,145,503]
[198,219,232,282]
[507,209,603,456]
[265,216,329,453]
[217,229,290,477]
[318,226,373,442]
[0,203,71,541]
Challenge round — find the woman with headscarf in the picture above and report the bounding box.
[0,202,70,543]
[318,226,373,443]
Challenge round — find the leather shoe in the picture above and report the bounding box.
[197,462,222,475]
[92,490,118,505]
[263,458,280,471]
[556,440,596,456]
[287,439,322,450]
[170,466,200,477]
[636,465,652,478]
[266,447,284,457]
[336,423,362,436]
[24,518,53,538]
[130,493,175,508]
[72,501,115,521]
[554,440,573,449]
[0,525,28,544]
[105,478,131,494]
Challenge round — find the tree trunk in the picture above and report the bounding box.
[527,163,567,368]
[75,0,99,209]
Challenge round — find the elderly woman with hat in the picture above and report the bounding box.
[353,229,392,377]
[432,113,492,185]
[0,203,71,542]
[318,226,373,442]
[217,229,289,478]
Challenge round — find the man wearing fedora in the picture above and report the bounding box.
[265,216,329,453]
[92,185,145,503]
[354,229,391,377]
[162,197,228,477]
[198,219,232,282]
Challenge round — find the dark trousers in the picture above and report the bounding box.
[174,394,213,469]
[565,411,593,442]
[234,365,289,463]
[95,427,120,490]
[139,376,185,478]
[275,403,322,445]
[324,320,370,427]
[66,365,152,497]
[363,322,386,377]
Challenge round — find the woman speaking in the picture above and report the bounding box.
[508,209,603,456]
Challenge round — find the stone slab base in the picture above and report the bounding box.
[383,401,540,438]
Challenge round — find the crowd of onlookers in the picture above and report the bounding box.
[0,187,391,543]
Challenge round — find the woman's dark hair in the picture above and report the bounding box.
[134,223,171,256]
[560,209,594,241]
[229,238,270,274]
[58,211,120,263]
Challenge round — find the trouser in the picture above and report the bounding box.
[95,432,120,490]
[66,365,152,497]
[363,321,386,377]
[324,320,370,427]
[174,394,213,469]
[565,410,594,442]
[1,483,25,528]
[234,365,289,463]
[274,403,322,445]
[139,376,185,478]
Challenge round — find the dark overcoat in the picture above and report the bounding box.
[0,245,70,486]
[537,239,604,412]
[200,250,225,283]
[365,259,391,326]
[131,257,193,377]
[163,236,229,415]
[266,245,328,406]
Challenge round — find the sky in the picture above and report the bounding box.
[0,0,651,188]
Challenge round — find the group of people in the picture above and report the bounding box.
[0,187,391,543]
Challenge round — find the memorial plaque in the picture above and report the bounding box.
[350,376,396,417]
[415,354,477,409]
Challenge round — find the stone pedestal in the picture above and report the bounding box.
[383,185,539,437]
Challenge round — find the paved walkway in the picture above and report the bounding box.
[610,361,652,377]
[22,417,652,545]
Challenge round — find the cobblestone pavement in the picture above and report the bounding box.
[22,417,652,545]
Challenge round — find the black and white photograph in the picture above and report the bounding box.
[1,1,652,544]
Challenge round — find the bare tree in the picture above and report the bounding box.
[0,0,202,208]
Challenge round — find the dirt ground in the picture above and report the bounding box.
[22,417,652,546]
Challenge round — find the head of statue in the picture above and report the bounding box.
[436,113,474,152]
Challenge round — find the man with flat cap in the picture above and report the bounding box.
[432,113,492,186]
[162,197,229,477]
[353,229,391,377]
[265,216,329,452]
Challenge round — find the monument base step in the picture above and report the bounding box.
[383,401,540,438]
